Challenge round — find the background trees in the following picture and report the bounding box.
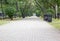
[34,0,60,18]
[0,0,60,19]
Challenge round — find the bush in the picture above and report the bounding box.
[36,13,40,17]
[5,7,15,20]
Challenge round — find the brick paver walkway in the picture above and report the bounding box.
[0,16,60,41]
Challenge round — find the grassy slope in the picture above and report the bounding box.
[50,18,60,29]
[40,16,60,29]
[0,20,9,25]
[0,17,22,25]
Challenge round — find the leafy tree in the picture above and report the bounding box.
[19,0,33,18]
[5,7,15,20]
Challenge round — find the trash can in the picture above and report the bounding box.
[48,14,52,22]
[44,14,52,22]
[44,14,48,21]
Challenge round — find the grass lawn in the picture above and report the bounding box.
[0,17,22,25]
[50,18,60,29]
[0,20,9,25]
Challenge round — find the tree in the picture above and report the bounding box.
[19,0,32,18]
[45,0,60,18]
[0,0,4,19]
[5,7,15,20]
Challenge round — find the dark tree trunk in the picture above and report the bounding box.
[15,1,19,18]
[16,1,19,12]
[1,0,4,19]
[10,17,13,20]
[22,13,25,18]
[55,14,57,19]
[11,18,13,20]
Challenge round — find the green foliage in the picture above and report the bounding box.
[34,0,60,17]
[5,7,15,20]
[35,10,41,17]
[0,0,60,18]
[47,8,55,14]
[0,20,9,25]
[50,18,60,29]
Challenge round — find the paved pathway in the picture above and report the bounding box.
[0,16,60,41]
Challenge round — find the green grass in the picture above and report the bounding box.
[0,20,9,25]
[40,16,60,29]
[50,18,60,29]
[0,17,22,25]
[40,16,43,20]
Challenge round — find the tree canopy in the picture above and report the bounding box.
[0,0,60,19]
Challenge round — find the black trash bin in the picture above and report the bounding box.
[44,14,48,21]
[48,14,52,22]
[44,14,52,22]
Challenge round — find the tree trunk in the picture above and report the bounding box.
[10,17,13,20]
[55,4,58,18]
[1,0,4,19]
[9,16,13,20]
[15,1,19,18]
[16,1,19,12]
